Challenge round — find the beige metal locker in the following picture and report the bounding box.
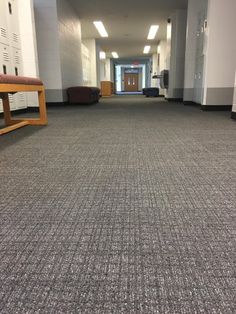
[6,0,21,50]
[0,1,9,46]
[0,0,27,112]
[0,43,11,75]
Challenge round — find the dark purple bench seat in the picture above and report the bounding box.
[67,86,100,104]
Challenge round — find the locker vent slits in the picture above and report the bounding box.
[19,94,25,101]
[8,94,14,104]
[0,28,7,39]
[3,52,10,62]
[13,33,18,43]
[15,55,20,64]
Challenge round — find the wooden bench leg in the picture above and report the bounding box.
[0,93,29,135]
[9,88,48,126]
[2,93,13,126]
[38,88,47,124]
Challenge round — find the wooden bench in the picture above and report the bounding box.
[0,74,47,135]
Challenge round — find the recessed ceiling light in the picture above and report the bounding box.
[93,21,108,37]
[112,52,119,59]
[147,25,159,40]
[100,51,106,60]
[143,46,151,54]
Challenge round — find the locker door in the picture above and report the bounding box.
[12,47,22,75]
[6,0,21,50]
[0,43,17,110]
[11,48,27,109]
[0,43,11,74]
[0,1,9,46]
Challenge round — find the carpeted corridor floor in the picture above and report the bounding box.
[0,96,235,313]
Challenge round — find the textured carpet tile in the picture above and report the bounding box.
[0,96,236,313]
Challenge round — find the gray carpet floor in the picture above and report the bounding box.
[0,96,235,313]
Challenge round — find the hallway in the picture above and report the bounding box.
[0,96,235,313]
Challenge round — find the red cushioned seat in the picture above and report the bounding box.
[0,74,43,85]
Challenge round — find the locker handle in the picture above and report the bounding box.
[8,2,12,15]
[3,65,7,74]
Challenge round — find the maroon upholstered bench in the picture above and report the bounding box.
[67,86,100,104]
[0,74,47,135]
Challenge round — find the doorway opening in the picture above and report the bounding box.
[115,64,146,95]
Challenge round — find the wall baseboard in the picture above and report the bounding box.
[0,103,67,118]
[201,105,232,111]
[46,102,68,106]
[183,101,200,106]
[0,108,28,118]
[166,98,183,102]
[27,107,39,112]
[231,112,236,120]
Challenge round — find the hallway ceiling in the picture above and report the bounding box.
[69,0,188,58]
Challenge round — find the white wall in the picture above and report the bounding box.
[83,39,97,87]
[159,41,167,73]
[158,40,167,95]
[82,43,91,86]
[100,58,111,82]
[166,23,172,72]
[57,0,83,99]
[151,53,158,88]
[96,42,101,87]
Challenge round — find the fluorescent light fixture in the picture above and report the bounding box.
[147,25,159,40]
[112,52,119,58]
[143,45,151,54]
[99,51,106,60]
[93,21,108,37]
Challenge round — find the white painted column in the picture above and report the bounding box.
[184,0,208,104]
[167,9,187,100]
[34,0,83,103]
[34,0,63,102]
[184,0,198,102]
[57,0,83,98]
[202,0,236,108]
